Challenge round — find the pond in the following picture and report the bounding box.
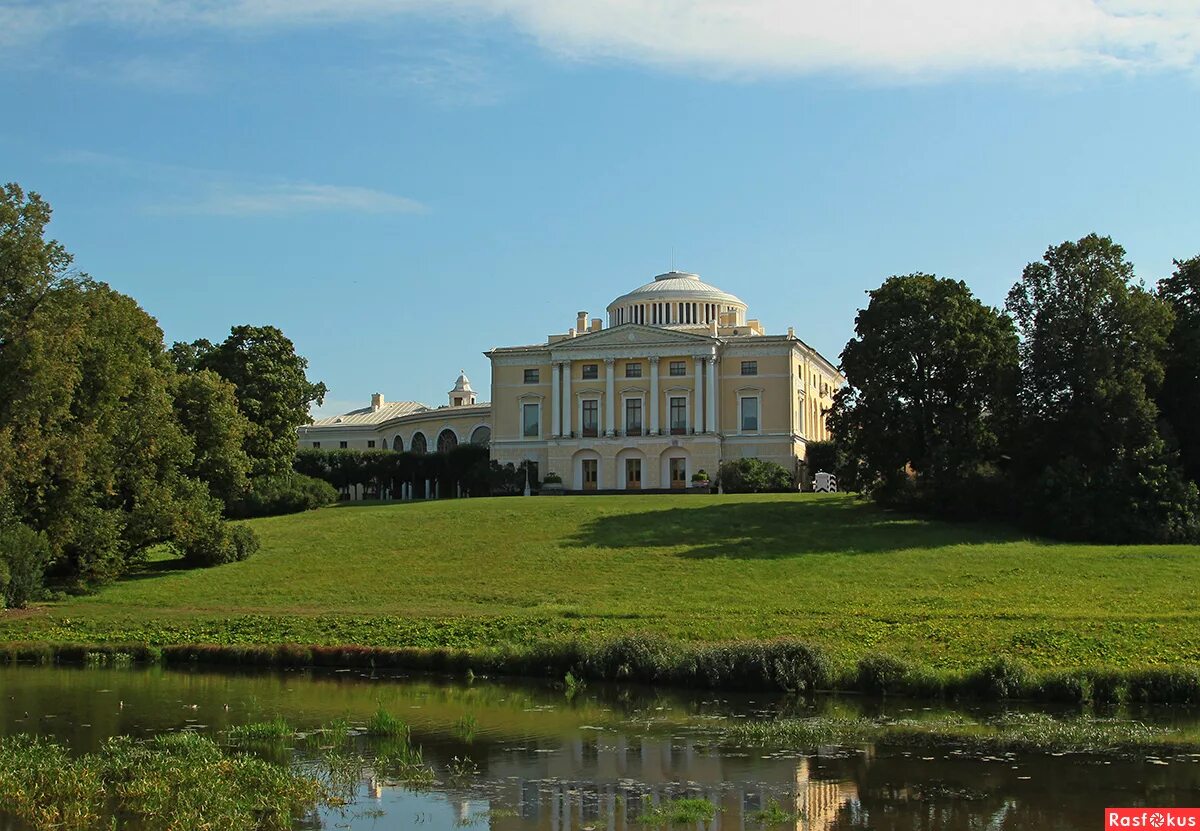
[1,664,1199,829]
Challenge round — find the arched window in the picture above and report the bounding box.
[470,425,491,446]
[392,435,403,452]
[437,429,458,454]
[410,432,427,455]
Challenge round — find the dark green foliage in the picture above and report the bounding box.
[182,325,327,478]
[960,656,1030,699]
[829,273,1019,516]
[1158,255,1200,486]
[716,458,793,493]
[0,521,48,608]
[227,473,338,519]
[1125,668,1200,704]
[1007,234,1200,542]
[179,508,261,568]
[170,369,252,506]
[855,652,911,695]
[294,446,493,499]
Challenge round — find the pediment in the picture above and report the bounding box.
[552,324,715,352]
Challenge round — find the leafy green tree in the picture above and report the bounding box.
[828,274,1018,513]
[171,369,253,506]
[1158,255,1200,486]
[1006,234,1199,542]
[192,326,326,478]
[0,183,258,587]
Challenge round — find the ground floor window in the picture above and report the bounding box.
[582,458,598,490]
[625,458,642,489]
[669,457,687,488]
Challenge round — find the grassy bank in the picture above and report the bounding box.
[2,493,1198,699]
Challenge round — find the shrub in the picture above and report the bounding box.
[227,473,338,519]
[717,458,794,493]
[1125,668,1200,704]
[542,472,563,484]
[0,522,50,608]
[855,652,911,695]
[962,656,1030,699]
[180,516,261,568]
[691,469,710,482]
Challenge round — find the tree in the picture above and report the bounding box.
[1158,255,1200,486]
[171,369,253,506]
[0,183,258,589]
[192,326,326,478]
[1006,234,1199,543]
[828,273,1018,514]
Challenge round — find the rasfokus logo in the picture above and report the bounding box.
[1107,809,1200,828]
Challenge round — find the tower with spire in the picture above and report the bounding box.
[449,370,476,407]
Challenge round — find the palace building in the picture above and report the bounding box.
[297,270,843,492]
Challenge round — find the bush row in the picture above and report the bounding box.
[3,635,1200,705]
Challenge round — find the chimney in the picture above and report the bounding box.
[709,318,718,336]
[371,393,384,410]
[787,326,795,339]
[591,319,602,332]
[569,327,576,338]
[577,311,588,332]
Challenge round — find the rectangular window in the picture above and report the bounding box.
[625,398,642,435]
[741,360,758,376]
[582,363,598,380]
[312,441,321,448]
[524,368,539,384]
[625,458,642,489]
[625,362,642,378]
[741,397,759,431]
[582,399,599,437]
[339,441,348,449]
[522,403,539,437]
[669,360,686,377]
[670,397,687,435]
[367,440,376,448]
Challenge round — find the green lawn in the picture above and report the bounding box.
[2,493,1198,671]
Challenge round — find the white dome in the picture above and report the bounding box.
[606,271,747,327]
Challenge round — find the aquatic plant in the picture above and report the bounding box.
[750,799,802,826]
[0,732,321,831]
[366,707,409,739]
[228,716,293,744]
[639,796,717,826]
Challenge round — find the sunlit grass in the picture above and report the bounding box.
[2,493,1199,672]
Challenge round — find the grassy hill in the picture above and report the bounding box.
[2,493,1198,673]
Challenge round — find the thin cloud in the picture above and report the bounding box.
[57,150,426,216]
[151,184,428,216]
[3,1,1200,79]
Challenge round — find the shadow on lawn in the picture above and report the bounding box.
[568,497,1024,558]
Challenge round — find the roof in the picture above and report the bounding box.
[608,271,746,311]
[308,401,430,427]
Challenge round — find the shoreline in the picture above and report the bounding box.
[3,634,1198,706]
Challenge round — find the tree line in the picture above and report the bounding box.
[824,233,1200,543]
[0,184,327,606]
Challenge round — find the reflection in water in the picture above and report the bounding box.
[2,664,1199,830]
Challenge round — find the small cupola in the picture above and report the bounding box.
[448,370,476,407]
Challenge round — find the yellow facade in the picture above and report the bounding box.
[486,271,842,491]
[298,271,842,494]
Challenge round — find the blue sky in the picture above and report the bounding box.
[2,1,1198,415]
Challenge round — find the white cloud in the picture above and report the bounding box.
[2,0,1200,79]
[152,183,428,216]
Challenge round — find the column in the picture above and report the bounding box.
[604,358,615,437]
[706,355,718,434]
[694,355,705,433]
[649,357,660,436]
[551,361,561,437]
[561,360,572,436]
